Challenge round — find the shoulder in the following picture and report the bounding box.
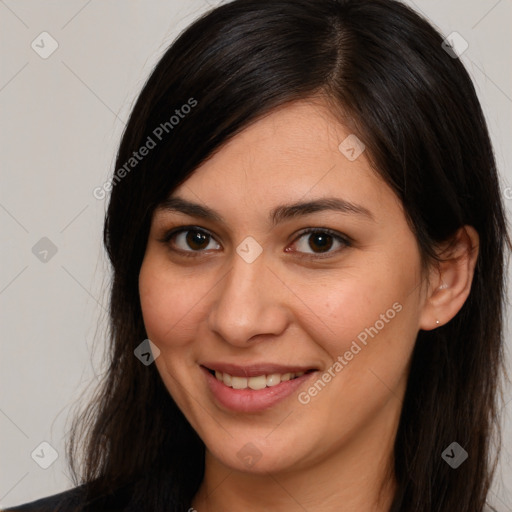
[2,482,133,512]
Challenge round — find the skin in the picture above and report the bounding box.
[138,97,479,511]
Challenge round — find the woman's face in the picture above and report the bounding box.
[139,98,429,475]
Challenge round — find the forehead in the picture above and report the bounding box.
[163,98,401,225]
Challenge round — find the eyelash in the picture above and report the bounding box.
[158,225,352,260]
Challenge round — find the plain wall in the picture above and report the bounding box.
[1,0,511,509]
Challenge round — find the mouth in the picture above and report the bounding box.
[200,363,318,412]
[205,367,316,390]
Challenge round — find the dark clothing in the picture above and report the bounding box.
[2,484,133,512]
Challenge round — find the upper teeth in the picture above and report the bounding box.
[214,371,305,390]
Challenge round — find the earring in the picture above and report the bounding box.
[436,319,440,325]
[439,282,449,290]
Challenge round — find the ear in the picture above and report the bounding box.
[419,225,479,331]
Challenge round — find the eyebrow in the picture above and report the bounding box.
[156,196,375,226]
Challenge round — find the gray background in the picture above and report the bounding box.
[1,0,511,509]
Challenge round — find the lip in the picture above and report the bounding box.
[201,365,317,413]
[201,362,317,378]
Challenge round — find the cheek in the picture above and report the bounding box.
[296,278,418,431]
[298,264,417,360]
[138,256,200,348]
[296,269,421,417]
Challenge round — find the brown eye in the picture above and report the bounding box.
[306,232,334,253]
[164,227,221,255]
[185,230,210,250]
[291,229,350,256]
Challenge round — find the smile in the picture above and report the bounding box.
[201,364,317,412]
[212,370,307,390]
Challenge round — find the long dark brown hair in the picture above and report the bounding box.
[66,1,510,510]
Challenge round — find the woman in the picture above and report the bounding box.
[5,0,508,510]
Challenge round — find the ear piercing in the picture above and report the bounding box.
[436,278,445,326]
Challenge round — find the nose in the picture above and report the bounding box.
[207,249,289,347]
